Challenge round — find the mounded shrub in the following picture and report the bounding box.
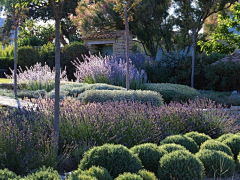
[223,135,240,160]
[67,174,97,180]
[115,172,143,180]
[158,150,204,180]
[159,135,198,153]
[78,144,142,178]
[67,166,112,180]
[142,83,200,103]
[0,168,20,180]
[195,149,235,178]
[137,169,157,180]
[158,143,187,153]
[130,143,167,175]
[237,152,240,172]
[185,131,211,147]
[216,133,235,142]
[24,166,61,180]
[77,90,163,106]
[200,140,233,157]
[17,46,39,68]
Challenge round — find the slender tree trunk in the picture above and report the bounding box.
[53,16,61,156]
[14,22,18,97]
[191,31,197,88]
[124,7,130,90]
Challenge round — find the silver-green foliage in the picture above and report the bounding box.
[78,89,163,106]
[158,150,204,180]
[195,149,235,178]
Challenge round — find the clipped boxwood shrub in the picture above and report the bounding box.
[142,83,200,103]
[24,166,61,180]
[158,143,187,153]
[185,131,211,147]
[200,140,233,157]
[223,135,240,160]
[0,168,20,180]
[61,41,89,81]
[17,46,39,68]
[77,89,163,106]
[216,133,235,142]
[130,143,167,175]
[81,166,112,180]
[115,172,143,180]
[158,150,204,180]
[138,169,157,180]
[0,57,14,72]
[67,174,97,180]
[78,144,142,178]
[160,135,198,153]
[195,149,235,178]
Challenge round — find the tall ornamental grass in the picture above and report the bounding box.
[71,53,147,89]
[5,62,68,92]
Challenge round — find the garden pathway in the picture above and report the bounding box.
[0,95,35,109]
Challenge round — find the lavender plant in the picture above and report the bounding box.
[71,53,147,89]
[5,62,68,92]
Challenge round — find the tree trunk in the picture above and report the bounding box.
[124,7,130,90]
[14,22,18,97]
[191,31,197,88]
[53,16,61,156]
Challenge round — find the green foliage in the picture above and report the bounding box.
[158,143,188,154]
[205,61,240,92]
[78,144,143,178]
[17,46,40,68]
[78,89,163,106]
[0,57,14,70]
[130,143,167,175]
[158,150,204,180]
[39,42,55,68]
[142,83,199,103]
[0,168,20,180]
[198,2,240,55]
[137,169,157,180]
[68,166,112,180]
[159,134,199,153]
[200,140,233,157]
[185,131,212,147]
[237,152,240,173]
[61,41,89,81]
[24,166,61,180]
[0,43,14,57]
[67,174,97,180]
[195,149,235,178]
[217,133,235,142]
[223,135,240,160]
[115,172,143,180]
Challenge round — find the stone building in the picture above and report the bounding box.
[82,30,135,57]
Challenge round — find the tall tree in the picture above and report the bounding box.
[0,15,13,46]
[114,0,142,90]
[199,2,240,55]
[0,0,36,97]
[174,0,236,88]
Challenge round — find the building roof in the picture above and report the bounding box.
[82,30,127,40]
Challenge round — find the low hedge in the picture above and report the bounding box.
[77,89,163,106]
[142,83,200,103]
[0,57,14,75]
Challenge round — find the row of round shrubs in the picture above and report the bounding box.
[2,131,240,180]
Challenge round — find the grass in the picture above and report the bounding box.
[0,78,12,84]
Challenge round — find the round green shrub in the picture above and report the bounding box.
[115,172,143,180]
[223,135,240,160]
[17,46,39,68]
[67,174,97,180]
[66,169,83,180]
[159,134,198,153]
[200,140,233,157]
[78,144,142,178]
[237,152,240,173]
[216,133,234,142]
[159,143,188,153]
[83,166,112,180]
[158,150,204,180]
[0,168,20,180]
[24,166,61,180]
[130,143,167,175]
[195,149,235,178]
[138,169,157,180]
[185,131,211,147]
